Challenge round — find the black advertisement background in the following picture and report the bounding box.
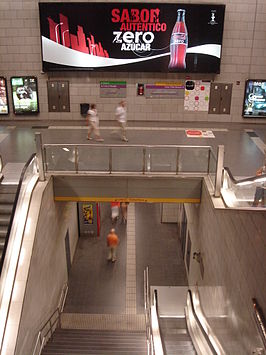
[39,2,225,73]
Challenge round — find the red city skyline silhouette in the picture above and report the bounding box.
[47,14,109,58]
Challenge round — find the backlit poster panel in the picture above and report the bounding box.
[39,3,225,73]
[0,77,9,115]
[243,80,266,118]
[11,77,39,115]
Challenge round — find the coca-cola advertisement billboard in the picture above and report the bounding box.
[39,2,225,73]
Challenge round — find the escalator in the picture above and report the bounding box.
[144,267,225,355]
[159,317,196,355]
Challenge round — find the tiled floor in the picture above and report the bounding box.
[64,202,187,315]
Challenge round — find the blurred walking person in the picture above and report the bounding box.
[87,104,104,141]
[121,202,129,224]
[107,228,119,262]
[115,100,128,142]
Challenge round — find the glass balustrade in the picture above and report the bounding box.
[43,144,215,176]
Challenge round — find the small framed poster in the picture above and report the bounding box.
[0,77,9,115]
[10,76,39,114]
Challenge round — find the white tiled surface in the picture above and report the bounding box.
[0,0,266,124]
[126,203,137,315]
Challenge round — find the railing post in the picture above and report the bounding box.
[176,148,180,174]
[143,148,146,174]
[74,146,78,173]
[214,145,224,197]
[35,132,45,181]
[109,148,112,174]
[207,148,211,174]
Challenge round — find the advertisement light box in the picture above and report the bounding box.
[11,77,39,115]
[39,2,225,73]
[0,77,9,115]
[243,80,266,118]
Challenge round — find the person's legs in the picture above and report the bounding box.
[92,122,104,141]
[252,186,263,206]
[111,247,117,262]
[87,124,93,139]
[119,121,128,141]
[107,246,112,261]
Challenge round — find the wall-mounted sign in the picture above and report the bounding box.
[242,79,266,118]
[82,203,93,225]
[145,83,185,99]
[10,77,39,115]
[100,81,126,98]
[185,129,215,138]
[184,80,210,111]
[0,77,9,115]
[39,3,225,73]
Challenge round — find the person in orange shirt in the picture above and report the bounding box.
[107,228,119,262]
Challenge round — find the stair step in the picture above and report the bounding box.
[0,215,11,225]
[0,226,8,238]
[0,204,13,214]
[42,329,147,355]
[42,351,147,355]
[0,194,16,204]
[0,185,18,194]
[0,238,6,248]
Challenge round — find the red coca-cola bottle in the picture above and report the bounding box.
[168,9,188,70]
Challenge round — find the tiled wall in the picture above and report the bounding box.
[0,0,266,123]
[15,179,79,355]
[186,182,266,354]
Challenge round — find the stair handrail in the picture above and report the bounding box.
[144,266,151,355]
[186,289,220,354]
[0,153,36,274]
[0,154,2,176]
[252,298,266,350]
[0,154,39,353]
[223,166,266,186]
[150,289,165,355]
[32,283,68,355]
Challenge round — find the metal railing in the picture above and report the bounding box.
[186,290,220,355]
[0,154,39,353]
[144,266,165,355]
[0,154,36,274]
[221,167,266,208]
[144,266,152,355]
[252,298,266,351]
[41,142,216,176]
[32,283,68,355]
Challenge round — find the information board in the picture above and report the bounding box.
[145,83,185,99]
[100,81,126,98]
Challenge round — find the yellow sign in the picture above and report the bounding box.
[55,196,200,203]
[82,203,93,224]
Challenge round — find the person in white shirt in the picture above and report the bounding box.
[87,104,104,141]
[115,100,128,142]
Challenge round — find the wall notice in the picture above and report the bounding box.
[100,81,126,98]
[184,80,210,111]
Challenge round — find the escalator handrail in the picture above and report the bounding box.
[153,289,166,355]
[223,166,266,185]
[0,153,37,274]
[252,298,266,350]
[187,289,218,355]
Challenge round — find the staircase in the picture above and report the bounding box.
[41,328,147,355]
[0,184,17,264]
[159,317,196,355]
